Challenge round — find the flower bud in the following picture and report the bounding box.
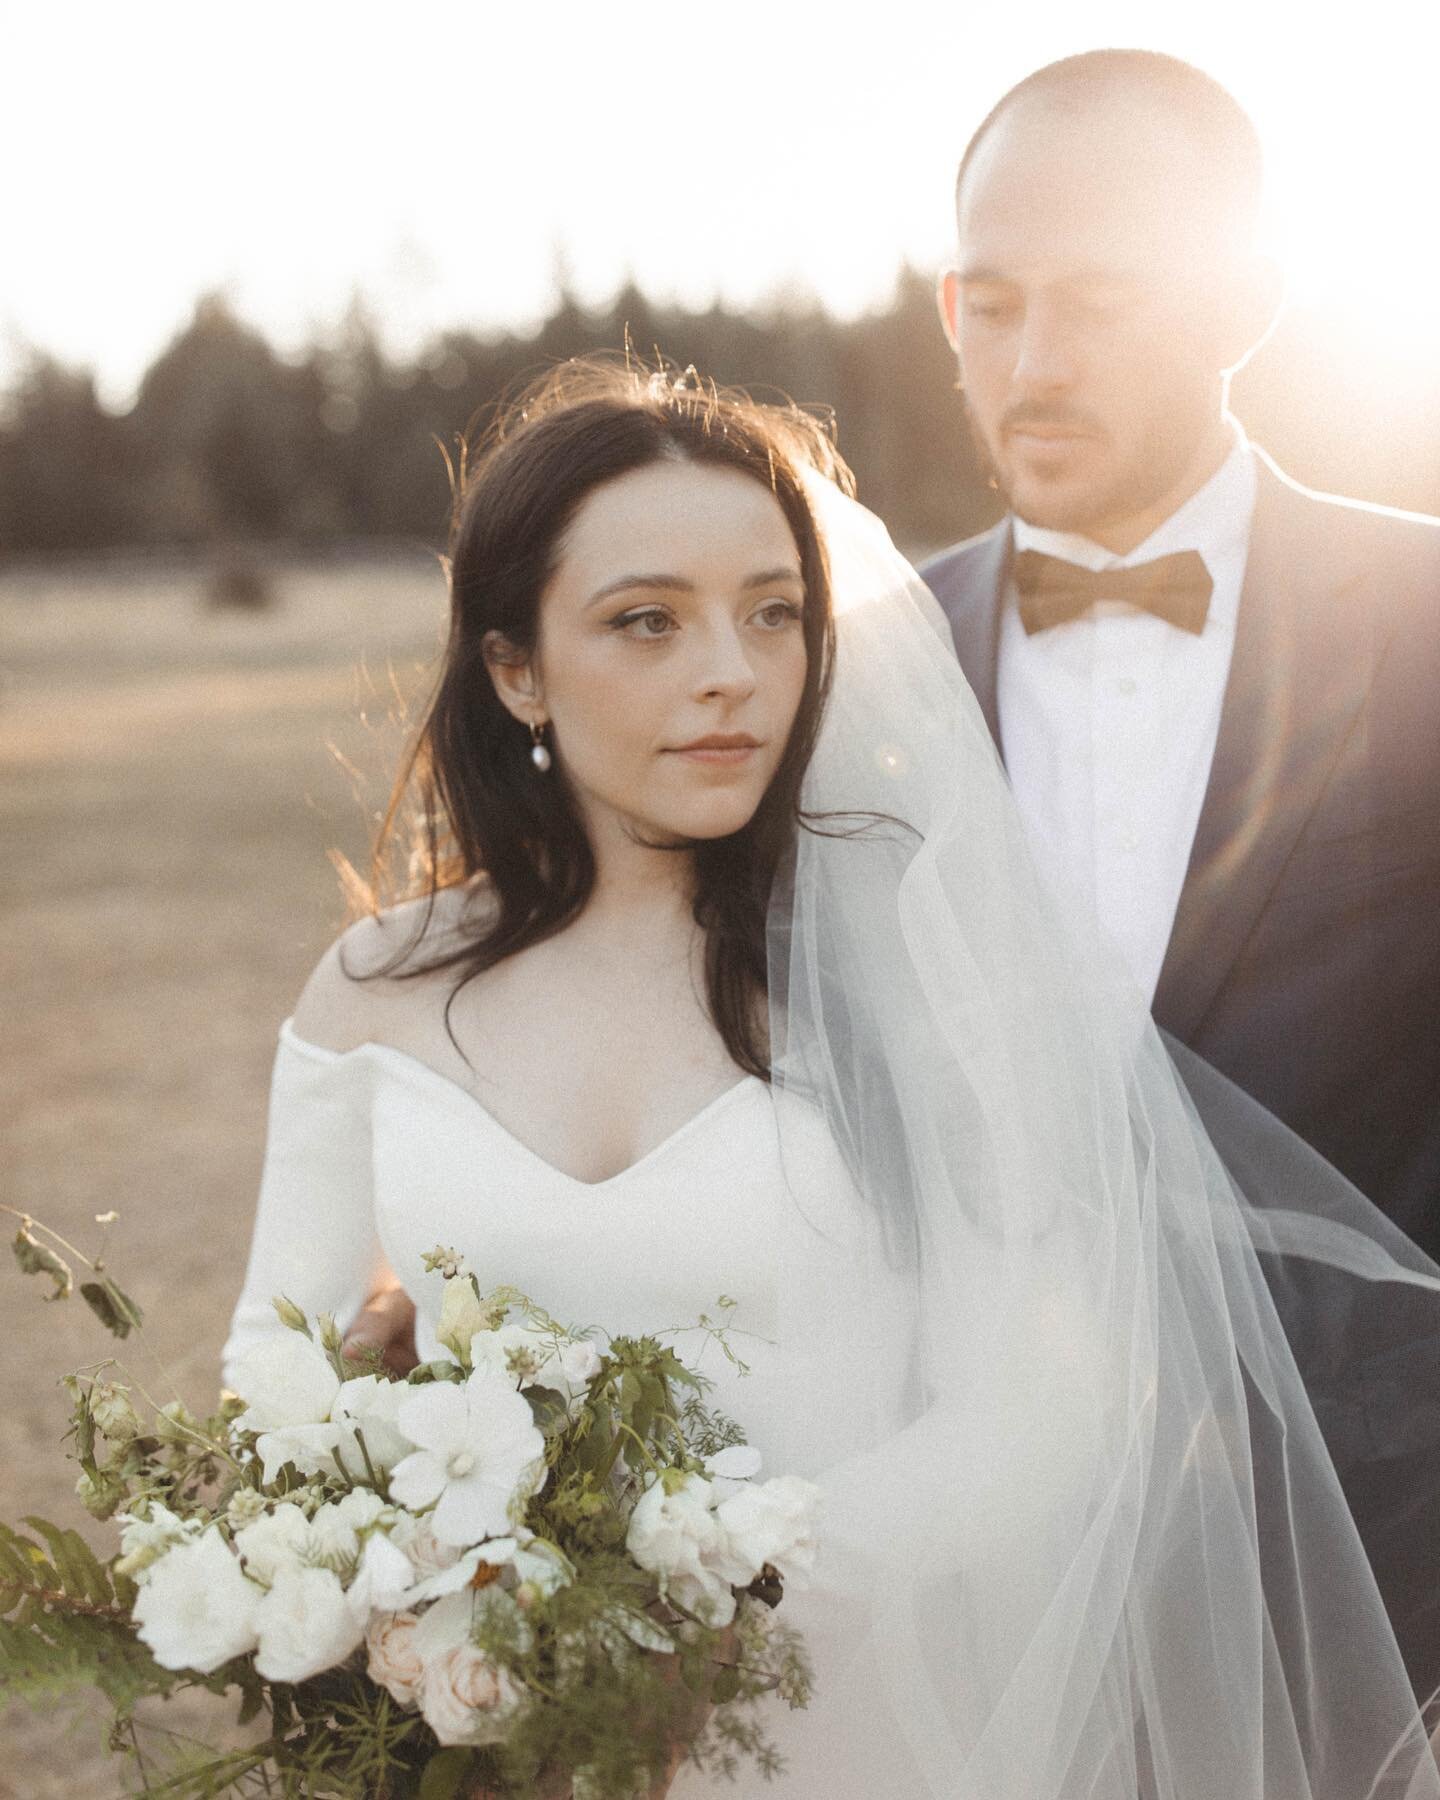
[75,1466,126,1520]
[271,1295,312,1336]
[90,1381,142,1445]
[316,1312,345,1355]
[408,1360,464,1384]
[155,1400,198,1446]
[226,1488,268,1529]
[436,1278,487,1366]
[504,1343,544,1383]
[421,1244,469,1280]
[514,1579,542,1611]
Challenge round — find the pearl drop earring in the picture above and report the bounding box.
[529,719,552,772]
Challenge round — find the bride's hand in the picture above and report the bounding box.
[340,1278,418,1375]
[462,1623,737,1800]
[645,1619,739,1797]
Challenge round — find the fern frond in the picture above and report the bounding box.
[0,1519,177,1710]
[20,1514,118,1607]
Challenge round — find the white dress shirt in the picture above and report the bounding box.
[997,425,1257,1002]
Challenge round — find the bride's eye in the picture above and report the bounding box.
[611,607,676,639]
[753,599,804,630]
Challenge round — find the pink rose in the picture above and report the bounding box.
[366,1610,424,1708]
[420,1642,524,1746]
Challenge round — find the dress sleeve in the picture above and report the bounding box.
[221,1021,382,1390]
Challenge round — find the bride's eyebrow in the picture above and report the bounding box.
[585,567,802,608]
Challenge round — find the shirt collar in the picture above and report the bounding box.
[1010,419,1257,621]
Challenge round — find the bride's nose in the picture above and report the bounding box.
[691,620,759,701]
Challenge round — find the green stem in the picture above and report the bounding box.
[352,1427,389,1500]
[123,1372,243,1473]
[1,1206,96,1271]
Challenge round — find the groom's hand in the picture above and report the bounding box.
[341,1280,418,1375]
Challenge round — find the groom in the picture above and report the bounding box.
[922,49,1440,1257]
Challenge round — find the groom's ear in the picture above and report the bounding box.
[1215,252,1286,375]
[937,270,962,355]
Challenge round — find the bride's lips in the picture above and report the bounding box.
[666,733,763,765]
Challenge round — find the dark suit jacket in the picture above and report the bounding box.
[921,447,1440,1255]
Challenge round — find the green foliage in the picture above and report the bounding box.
[0,1519,176,1712]
[80,1275,146,1337]
[0,274,999,562]
[5,1222,813,1800]
[417,1748,477,1799]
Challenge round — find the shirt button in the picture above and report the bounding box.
[1116,676,1138,696]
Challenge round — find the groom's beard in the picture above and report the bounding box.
[959,392,1210,539]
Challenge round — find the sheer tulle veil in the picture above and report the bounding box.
[763,473,1440,1799]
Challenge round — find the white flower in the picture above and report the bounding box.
[704,1443,763,1501]
[366,1609,425,1707]
[253,1565,365,1682]
[424,1247,470,1281]
[332,1487,392,1531]
[510,1536,574,1598]
[401,1538,519,1608]
[133,1528,261,1673]
[412,1588,475,1657]
[390,1369,546,1547]
[233,1502,313,1587]
[470,1325,602,1397]
[712,1474,822,1589]
[347,1531,417,1616]
[231,1334,340,1431]
[252,1421,343,1485]
[331,1374,414,1477]
[115,1503,200,1581]
[307,1501,362,1570]
[625,1473,735,1627]
[547,1338,602,1394]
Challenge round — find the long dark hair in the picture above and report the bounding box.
[356,356,848,1077]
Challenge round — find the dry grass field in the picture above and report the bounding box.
[0,549,448,1795]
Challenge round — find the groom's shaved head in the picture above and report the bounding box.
[955,50,1265,262]
[941,49,1279,550]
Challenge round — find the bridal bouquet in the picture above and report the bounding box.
[2,1214,818,1799]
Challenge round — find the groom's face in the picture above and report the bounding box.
[945,98,1255,542]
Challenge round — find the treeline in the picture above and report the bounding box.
[2,273,1437,561]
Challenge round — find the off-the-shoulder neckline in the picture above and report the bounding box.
[278,1017,764,1191]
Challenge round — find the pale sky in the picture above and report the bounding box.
[3,0,1437,408]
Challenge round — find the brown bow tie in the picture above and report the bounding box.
[1013,548,1213,636]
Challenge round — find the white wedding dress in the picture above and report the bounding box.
[224,1020,918,1798]
[223,476,1440,1800]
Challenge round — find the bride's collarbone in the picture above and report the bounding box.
[319,902,748,1177]
[392,987,746,1184]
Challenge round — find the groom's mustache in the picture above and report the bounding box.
[999,406,1107,440]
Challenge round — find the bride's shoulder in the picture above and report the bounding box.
[289,883,495,1054]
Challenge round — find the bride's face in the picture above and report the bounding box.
[487,458,810,850]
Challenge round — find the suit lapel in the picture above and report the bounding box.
[1152,453,1376,1038]
[945,522,1011,755]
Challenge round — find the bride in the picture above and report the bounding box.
[224,358,1440,1798]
